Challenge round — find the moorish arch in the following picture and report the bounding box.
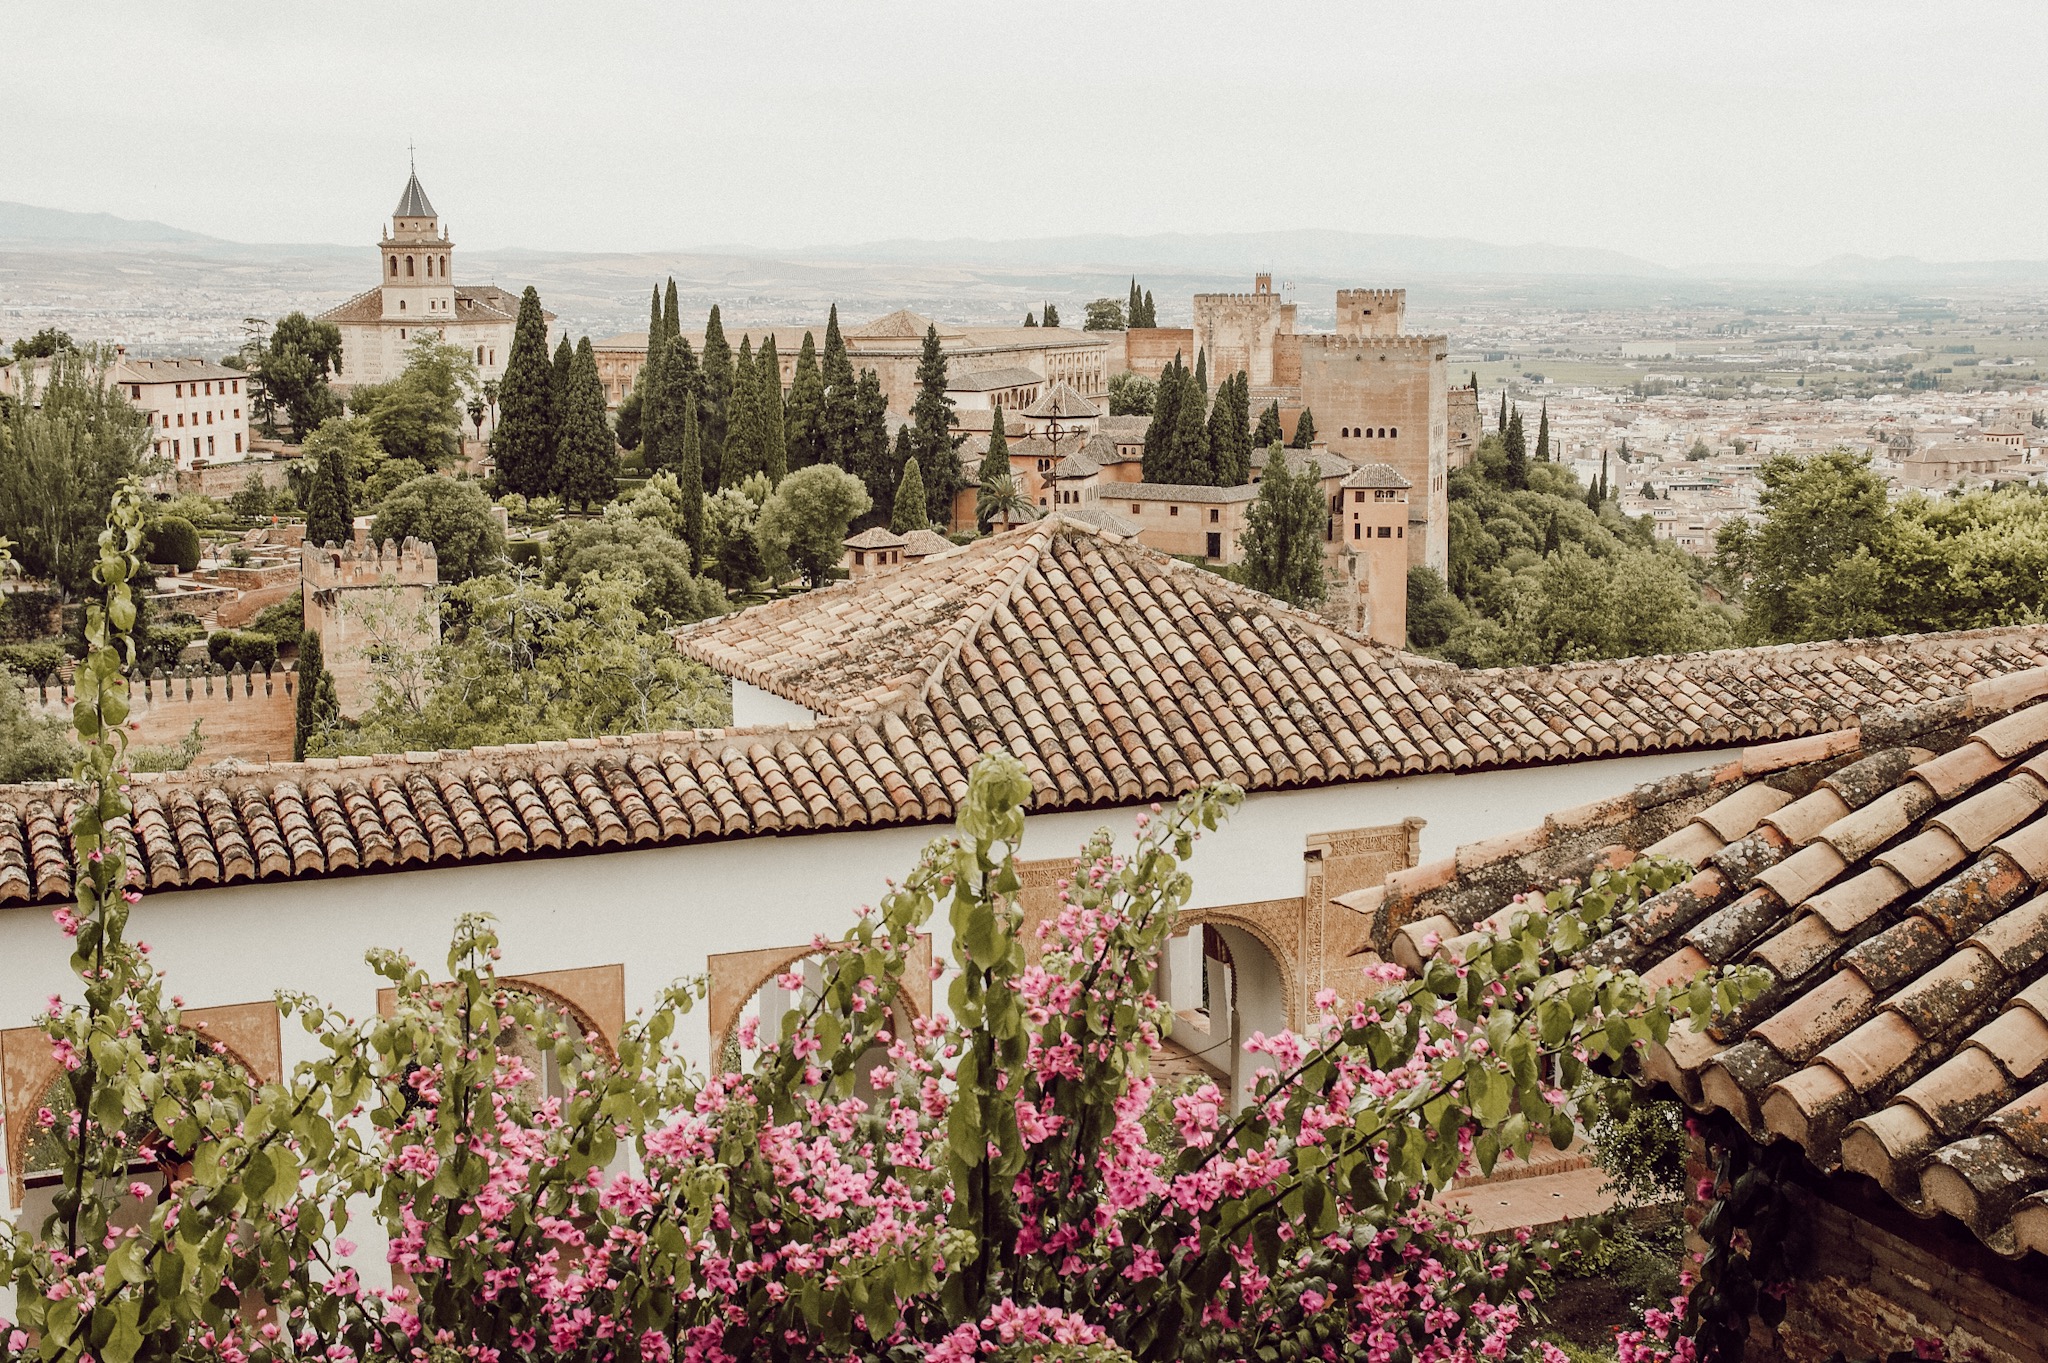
[705,936,933,1071]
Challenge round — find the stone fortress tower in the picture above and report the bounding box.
[300,539,441,718]
[1193,278,1450,574]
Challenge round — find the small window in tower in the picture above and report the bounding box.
[406,255,415,277]
[441,255,448,276]
[390,257,398,277]
[1130,504,1141,515]
[1351,522,1360,540]
[1389,427,1397,438]
[1169,506,1179,516]
[1208,508,1219,523]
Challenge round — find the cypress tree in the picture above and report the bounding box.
[1128,279,1142,327]
[821,305,857,469]
[1252,400,1283,450]
[1504,407,1529,489]
[1143,290,1156,327]
[1168,362,1209,483]
[663,279,679,345]
[490,286,557,496]
[294,627,327,759]
[645,286,667,379]
[1535,401,1550,463]
[1042,302,1060,328]
[1240,446,1325,607]
[724,336,759,485]
[1023,312,1037,327]
[549,333,575,488]
[1141,354,1185,483]
[1497,390,1508,433]
[757,333,787,484]
[976,404,1011,532]
[679,403,706,570]
[890,455,928,533]
[305,436,352,547]
[1290,406,1317,449]
[700,304,733,489]
[559,336,618,510]
[908,323,960,524]
[642,346,681,475]
[1194,347,1208,399]
[785,331,825,469]
[852,368,892,527]
[1207,371,1252,485]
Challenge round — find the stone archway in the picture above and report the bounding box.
[705,936,933,1070]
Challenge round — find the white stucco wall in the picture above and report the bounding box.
[0,745,1733,1081]
[730,681,818,728]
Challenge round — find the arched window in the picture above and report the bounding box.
[389,256,398,277]
[1389,427,1397,438]
[440,255,448,276]
[405,255,415,277]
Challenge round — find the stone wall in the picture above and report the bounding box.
[24,666,298,764]
[172,457,300,500]
[1445,386,1481,470]
[1756,1172,2048,1363]
[1122,328,1195,380]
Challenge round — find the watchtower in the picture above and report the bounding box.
[1335,289,1406,338]
[301,538,440,718]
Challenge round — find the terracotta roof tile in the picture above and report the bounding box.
[1393,686,2048,1257]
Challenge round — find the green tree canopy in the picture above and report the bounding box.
[723,335,761,486]
[1252,400,1283,449]
[1207,370,1253,486]
[820,305,857,470]
[544,515,727,624]
[1107,372,1155,417]
[890,454,929,533]
[702,483,764,590]
[1140,354,1186,483]
[257,311,344,439]
[0,664,71,782]
[851,368,893,526]
[1238,446,1326,606]
[908,324,960,521]
[1289,405,1317,449]
[1041,301,1060,328]
[488,287,558,497]
[145,515,201,574]
[369,475,505,582]
[785,331,826,470]
[758,462,872,584]
[557,337,618,510]
[0,348,149,593]
[301,417,376,547]
[1083,298,1126,330]
[757,333,787,484]
[699,304,733,488]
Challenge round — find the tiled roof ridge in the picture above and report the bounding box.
[672,522,1055,717]
[0,712,888,816]
[1473,624,2048,689]
[908,521,1066,709]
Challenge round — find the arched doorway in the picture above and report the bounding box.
[1155,919,1293,1109]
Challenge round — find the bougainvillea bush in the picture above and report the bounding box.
[0,484,1758,1362]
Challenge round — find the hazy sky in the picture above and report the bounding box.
[7,2,2045,266]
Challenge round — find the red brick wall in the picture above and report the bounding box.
[1738,1167,2048,1363]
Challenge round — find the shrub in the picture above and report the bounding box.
[0,640,65,681]
[244,589,304,644]
[230,545,252,567]
[206,629,278,671]
[145,515,202,573]
[136,621,204,674]
[228,470,274,520]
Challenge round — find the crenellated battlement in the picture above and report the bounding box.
[1336,288,1406,306]
[300,537,438,591]
[1298,332,1445,354]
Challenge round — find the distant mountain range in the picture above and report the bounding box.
[4,199,2047,304]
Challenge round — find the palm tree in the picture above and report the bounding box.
[976,472,1035,532]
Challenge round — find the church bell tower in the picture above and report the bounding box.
[379,163,456,324]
